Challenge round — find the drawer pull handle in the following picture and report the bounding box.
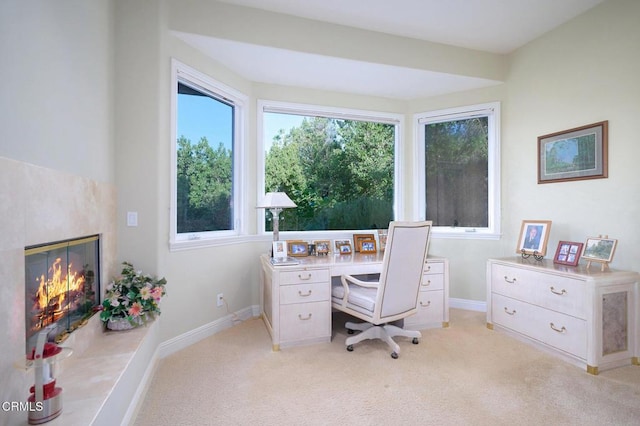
[298,273,312,280]
[298,313,312,321]
[425,265,431,272]
[420,300,431,307]
[504,307,516,315]
[504,276,517,284]
[422,280,431,287]
[298,290,312,297]
[549,323,566,333]
[549,286,567,296]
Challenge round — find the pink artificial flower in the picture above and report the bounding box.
[151,286,163,302]
[128,302,143,317]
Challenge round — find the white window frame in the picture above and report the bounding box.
[169,59,248,250]
[413,102,501,240]
[257,99,404,238]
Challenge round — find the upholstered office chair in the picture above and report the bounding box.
[331,221,432,358]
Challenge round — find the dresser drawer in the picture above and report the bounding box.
[280,268,329,285]
[424,261,444,275]
[492,293,587,359]
[405,290,444,328]
[420,273,444,291]
[280,282,330,305]
[491,264,586,319]
[280,301,331,342]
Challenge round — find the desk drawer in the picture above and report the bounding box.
[420,273,444,291]
[280,282,329,305]
[406,290,444,328]
[280,268,329,285]
[280,301,331,342]
[424,261,444,275]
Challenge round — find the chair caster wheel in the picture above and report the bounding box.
[412,338,419,344]
[347,329,354,334]
[347,345,354,352]
[391,352,398,359]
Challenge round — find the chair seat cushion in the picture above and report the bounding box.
[331,283,377,313]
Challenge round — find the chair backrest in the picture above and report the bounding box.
[374,221,432,323]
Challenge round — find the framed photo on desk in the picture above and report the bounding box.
[377,229,388,251]
[334,239,352,255]
[272,241,288,260]
[359,239,377,254]
[353,233,375,252]
[314,240,330,255]
[288,240,309,257]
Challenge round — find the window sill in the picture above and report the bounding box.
[431,230,501,240]
[169,235,267,251]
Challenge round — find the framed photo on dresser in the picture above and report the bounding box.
[516,220,552,256]
[553,241,583,266]
[582,237,617,263]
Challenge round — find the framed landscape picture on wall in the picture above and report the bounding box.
[538,121,608,184]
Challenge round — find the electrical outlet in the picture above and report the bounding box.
[216,293,224,307]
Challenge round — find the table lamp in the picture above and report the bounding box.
[257,192,297,242]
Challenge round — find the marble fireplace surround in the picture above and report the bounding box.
[0,157,158,425]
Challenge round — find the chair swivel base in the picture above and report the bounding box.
[345,321,421,359]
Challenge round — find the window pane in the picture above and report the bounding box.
[424,117,488,227]
[264,113,394,231]
[176,82,234,233]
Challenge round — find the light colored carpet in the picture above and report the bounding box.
[134,309,640,425]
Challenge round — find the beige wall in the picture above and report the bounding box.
[501,0,640,275]
[408,0,640,300]
[117,0,640,342]
[0,1,117,421]
[0,0,115,183]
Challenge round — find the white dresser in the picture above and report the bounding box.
[487,257,639,374]
[260,253,449,350]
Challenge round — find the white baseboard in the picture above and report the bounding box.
[122,300,485,424]
[158,300,484,361]
[121,346,161,426]
[450,297,486,312]
[158,305,260,359]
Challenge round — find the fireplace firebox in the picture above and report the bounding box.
[25,235,100,353]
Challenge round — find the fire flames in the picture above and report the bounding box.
[32,257,86,329]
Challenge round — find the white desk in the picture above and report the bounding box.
[259,253,449,350]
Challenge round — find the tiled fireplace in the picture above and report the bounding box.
[0,157,117,425]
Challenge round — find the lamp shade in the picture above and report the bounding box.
[256,192,297,209]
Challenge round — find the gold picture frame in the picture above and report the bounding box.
[582,236,617,264]
[287,240,309,257]
[314,240,331,255]
[353,233,375,252]
[516,220,552,256]
[359,239,377,254]
[334,239,352,255]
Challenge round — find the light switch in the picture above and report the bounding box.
[127,211,138,227]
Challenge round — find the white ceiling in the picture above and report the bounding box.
[177,0,605,100]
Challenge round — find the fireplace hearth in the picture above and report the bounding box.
[25,235,101,354]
